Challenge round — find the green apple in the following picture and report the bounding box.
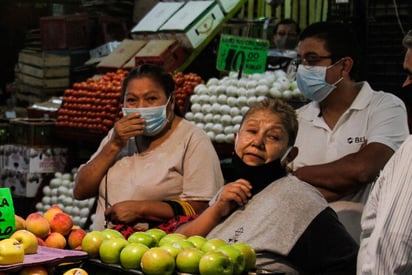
[120,242,150,270]
[140,247,175,275]
[232,242,257,271]
[127,231,155,247]
[159,243,183,258]
[101,228,125,240]
[145,228,167,246]
[172,239,196,249]
[176,247,205,274]
[199,250,233,275]
[99,238,129,264]
[10,229,38,254]
[158,232,187,247]
[0,238,25,265]
[81,231,105,258]
[187,235,208,249]
[216,244,246,275]
[201,238,227,252]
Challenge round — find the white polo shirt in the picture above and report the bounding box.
[291,81,409,203]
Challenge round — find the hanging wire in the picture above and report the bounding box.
[392,0,405,35]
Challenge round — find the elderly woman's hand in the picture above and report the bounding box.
[111,113,145,148]
[212,179,252,218]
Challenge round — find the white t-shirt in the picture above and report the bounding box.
[357,135,412,274]
[87,119,224,230]
[291,81,409,203]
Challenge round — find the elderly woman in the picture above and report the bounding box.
[176,98,358,274]
[74,64,224,231]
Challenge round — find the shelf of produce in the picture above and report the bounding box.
[176,0,249,73]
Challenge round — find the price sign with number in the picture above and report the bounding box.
[216,34,269,74]
[0,188,15,239]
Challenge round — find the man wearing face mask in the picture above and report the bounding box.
[73,64,224,231]
[289,22,409,243]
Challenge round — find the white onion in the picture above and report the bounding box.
[204,113,214,123]
[207,77,219,86]
[196,123,205,130]
[220,105,231,114]
[201,103,212,113]
[185,112,194,121]
[194,113,204,122]
[240,106,250,115]
[207,131,216,140]
[204,122,215,131]
[191,103,201,113]
[212,123,224,134]
[236,96,248,107]
[226,86,238,97]
[213,114,222,123]
[224,125,234,134]
[209,95,218,104]
[247,96,257,105]
[232,115,243,124]
[221,114,232,125]
[190,94,200,104]
[211,103,221,114]
[215,134,226,143]
[230,107,240,116]
[217,94,228,104]
[227,97,237,107]
[225,133,235,143]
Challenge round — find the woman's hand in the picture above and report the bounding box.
[104,200,141,225]
[111,113,145,148]
[212,179,252,218]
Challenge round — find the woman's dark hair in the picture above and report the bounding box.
[122,63,182,115]
[299,21,361,81]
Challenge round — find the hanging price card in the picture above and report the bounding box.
[216,34,269,74]
[0,188,16,239]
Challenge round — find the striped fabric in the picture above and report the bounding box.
[357,135,412,274]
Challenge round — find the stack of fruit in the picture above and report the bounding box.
[172,72,205,115]
[14,205,87,251]
[184,69,305,143]
[56,69,127,133]
[35,170,96,230]
[82,228,256,275]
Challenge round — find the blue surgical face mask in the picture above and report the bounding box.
[122,97,170,136]
[296,62,343,102]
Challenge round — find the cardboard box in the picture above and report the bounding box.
[97,39,147,69]
[218,0,242,13]
[0,144,67,173]
[130,2,185,40]
[125,40,187,72]
[0,170,53,198]
[159,1,224,49]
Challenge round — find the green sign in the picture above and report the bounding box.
[0,188,15,239]
[216,34,269,74]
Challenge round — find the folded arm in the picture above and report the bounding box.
[292,142,393,201]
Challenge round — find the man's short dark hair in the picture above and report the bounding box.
[274,19,301,35]
[299,21,361,81]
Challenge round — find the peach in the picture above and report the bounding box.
[44,205,63,224]
[67,228,87,250]
[15,215,26,230]
[44,232,67,249]
[50,212,73,236]
[25,213,50,239]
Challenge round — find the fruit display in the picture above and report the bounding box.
[56,69,128,133]
[172,72,205,114]
[82,228,256,275]
[14,205,87,250]
[35,170,96,230]
[184,69,305,143]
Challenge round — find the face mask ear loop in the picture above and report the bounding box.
[280,146,293,166]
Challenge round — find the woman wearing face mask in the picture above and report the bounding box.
[289,22,409,243]
[73,64,224,231]
[176,98,359,274]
